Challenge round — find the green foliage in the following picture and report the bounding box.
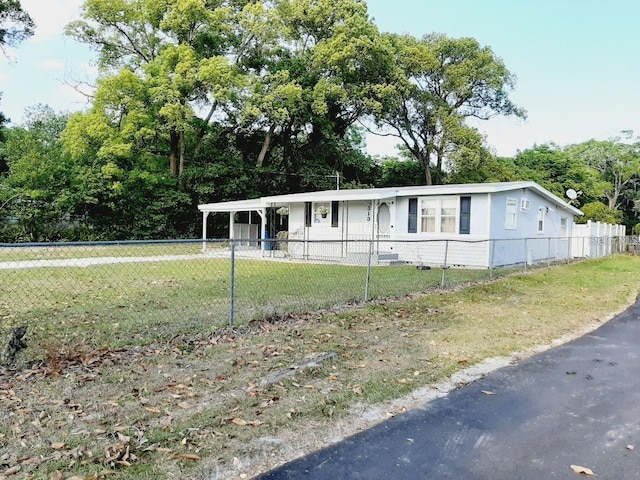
[566,137,640,210]
[0,0,34,50]
[576,202,623,225]
[4,1,634,241]
[510,144,605,201]
[0,106,76,241]
[376,158,423,187]
[375,33,525,185]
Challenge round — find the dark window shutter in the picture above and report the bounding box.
[305,202,312,227]
[460,196,471,234]
[331,201,339,227]
[408,198,418,233]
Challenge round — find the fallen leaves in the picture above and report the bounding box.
[169,453,201,461]
[230,417,264,428]
[3,465,21,476]
[570,464,595,475]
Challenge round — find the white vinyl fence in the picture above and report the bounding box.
[572,221,627,258]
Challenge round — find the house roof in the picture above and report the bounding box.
[198,181,583,216]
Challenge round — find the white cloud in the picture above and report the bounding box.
[21,0,85,42]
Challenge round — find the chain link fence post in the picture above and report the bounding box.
[229,239,236,326]
[441,240,449,287]
[364,238,373,302]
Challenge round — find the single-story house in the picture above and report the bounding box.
[198,181,584,268]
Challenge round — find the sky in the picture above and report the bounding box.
[1,0,639,158]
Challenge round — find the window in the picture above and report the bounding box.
[440,198,457,233]
[420,199,437,232]
[410,197,459,234]
[520,198,530,212]
[560,216,568,235]
[408,198,418,233]
[459,197,471,235]
[331,201,339,228]
[505,198,517,229]
[537,207,545,233]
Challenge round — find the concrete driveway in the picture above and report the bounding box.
[258,297,640,479]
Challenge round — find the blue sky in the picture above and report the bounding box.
[1,0,639,158]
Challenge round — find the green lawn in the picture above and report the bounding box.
[0,251,497,356]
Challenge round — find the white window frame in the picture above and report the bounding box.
[560,216,568,236]
[520,198,530,212]
[440,198,458,233]
[537,207,545,234]
[419,197,459,234]
[505,198,517,230]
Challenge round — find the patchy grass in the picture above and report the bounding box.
[0,253,489,354]
[1,255,639,479]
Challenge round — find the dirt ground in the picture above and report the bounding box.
[0,299,611,480]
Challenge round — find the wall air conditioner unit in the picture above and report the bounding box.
[520,198,530,212]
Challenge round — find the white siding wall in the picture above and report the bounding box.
[280,189,578,267]
[394,194,490,266]
[394,240,489,268]
[489,189,577,266]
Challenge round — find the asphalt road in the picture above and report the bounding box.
[258,297,640,479]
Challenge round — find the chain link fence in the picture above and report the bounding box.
[0,236,626,361]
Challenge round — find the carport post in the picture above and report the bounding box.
[201,211,210,252]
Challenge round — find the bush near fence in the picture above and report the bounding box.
[0,236,625,362]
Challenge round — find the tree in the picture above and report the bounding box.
[375,33,525,185]
[510,144,606,202]
[0,0,34,53]
[236,0,396,173]
[577,201,623,225]
[375,156,424,187]
[64,0,391,189]
[65,0,250,177]
[566,138,640,210]
[0,105,76,241]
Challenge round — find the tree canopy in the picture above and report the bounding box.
[373,33,525,185]
[1,0,637,242]
[0,0,34,52]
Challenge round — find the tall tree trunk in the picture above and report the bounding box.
[417,151,432,185]
[424,164,432,186]
[178,130,186,176]
[256,124,276,168]
[169,129,179,177]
